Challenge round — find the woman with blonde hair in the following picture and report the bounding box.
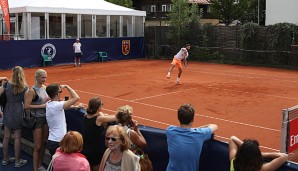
[0,66,28,167]
[52,131,90,171]
[99,125,140,171]
[116,105,147,152]
[25,69,49,171]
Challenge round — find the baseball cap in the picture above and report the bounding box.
[76,38,80,41]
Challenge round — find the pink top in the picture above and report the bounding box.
[53,149,90,171]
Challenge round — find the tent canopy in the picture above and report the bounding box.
[5,0,146,16]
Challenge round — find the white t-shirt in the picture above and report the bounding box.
[174,48,189,60]
[46,101,66,142]
[73,42,82,53]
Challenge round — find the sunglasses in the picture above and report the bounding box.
[105,136,119,141]
[56,90,62,95]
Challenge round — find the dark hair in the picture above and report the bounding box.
[46,83,60,99]
[178,104,195,125]
[234,139,263,171]
[86,96,102,115]
[184,44,191,48]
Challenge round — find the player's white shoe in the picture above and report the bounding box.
[166,73,170,78]
[176,81,182,85]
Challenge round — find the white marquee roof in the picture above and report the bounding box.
[4,0,146,16]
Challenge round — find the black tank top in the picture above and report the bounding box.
[82,115,104,145]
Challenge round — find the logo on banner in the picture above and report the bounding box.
[122,40,130,55]
[288,118,298,153]
[41,43,56,59]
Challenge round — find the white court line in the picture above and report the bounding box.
[215,135,280,151]
[55,73,134,83]
[190,67,298,83]
[198,114,280,132]
[205,85,298,100]
[76,89,280,132]
[189,66,298,80]
[131,88,197,101]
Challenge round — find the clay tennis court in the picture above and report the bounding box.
[1,59,298,152]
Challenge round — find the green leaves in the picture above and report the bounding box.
[166,0,203,47]
[105,0,133,8]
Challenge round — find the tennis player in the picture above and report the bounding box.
[166,44,191,85]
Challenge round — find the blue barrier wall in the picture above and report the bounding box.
[0,37,145,70]
[22,109,298,171]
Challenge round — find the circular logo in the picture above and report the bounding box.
[41,43,56,59]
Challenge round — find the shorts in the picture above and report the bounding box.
[74,52,82,58]
[33,116,47,129]
[171,57,183,68]
[47,140,60,157]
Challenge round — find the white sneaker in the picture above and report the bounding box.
[176,81,182,85]
[166,73,170,78]
[38,166,47,171]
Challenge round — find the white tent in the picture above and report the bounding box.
[0,0,146,39]
[7,0,146,16]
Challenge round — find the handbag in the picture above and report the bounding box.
[135,148,153,171]
[22,111,36,129]
[0,81,8,109]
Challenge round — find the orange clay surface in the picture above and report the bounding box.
[1,59,298,152]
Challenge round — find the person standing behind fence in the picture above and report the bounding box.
[229,135,288,171]
[46,83,80,157]
[73,38,82,67]
[24,69,49,171]
[116,105,147,152]
[166,103,218,171]
[166,44,191,85]
[82,96,117,171]
[0,66,28,167]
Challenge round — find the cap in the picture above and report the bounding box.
[76,38,80,41]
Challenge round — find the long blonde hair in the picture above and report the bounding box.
[10,66,27,94]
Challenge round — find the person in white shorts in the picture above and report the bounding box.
[166,44,191,85]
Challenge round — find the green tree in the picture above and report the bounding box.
[210,0,266,26]
[166,0,202,47]
[105,0,133,8]
[210,0,242,25]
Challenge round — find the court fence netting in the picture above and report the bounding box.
[281,105,298,163]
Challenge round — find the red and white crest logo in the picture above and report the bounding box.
[122,40,130,55]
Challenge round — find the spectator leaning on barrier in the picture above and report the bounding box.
[46,83,80,157]
[166,103,218,171]
[229,135,288,171]
[82,96,117,171]
[24,69,49,171]
[116,105,147,152]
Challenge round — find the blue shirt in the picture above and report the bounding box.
[166,126,212,171]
